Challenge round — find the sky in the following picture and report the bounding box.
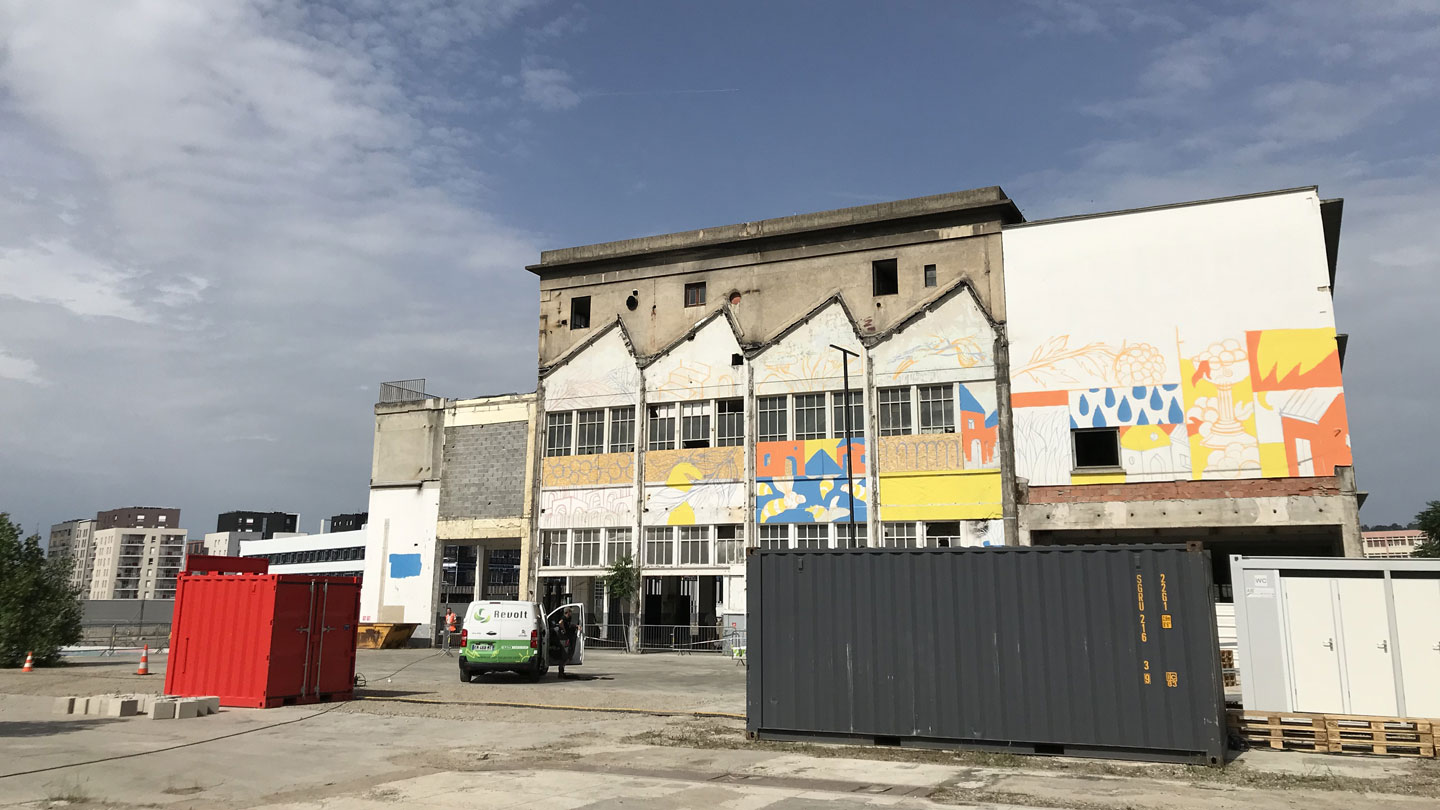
[1,0,1435,538]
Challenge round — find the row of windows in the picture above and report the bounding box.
[246,546,365,566]
[540,521,988,566]
[546,400,747,456]
[568,259,937,331]
[540,526,745,568]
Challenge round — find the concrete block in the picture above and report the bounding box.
[107,698,140,718]
[200,697,220,714]
[151,700,177,720]
[176,699,201,719]
[86,697,109,717]
[53,697,77,715]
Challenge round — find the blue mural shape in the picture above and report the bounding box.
[756,438,868,523]
[1069,384,1183,428]
[388,553,422,579]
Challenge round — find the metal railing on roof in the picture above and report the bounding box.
[378,379,428,404]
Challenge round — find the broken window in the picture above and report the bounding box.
[570,296,590,329]
[647,404,676,450]
[684,281,706,307]
[1073,428,1121,469]
[872,258,899,296]
[925,522,961,548]
[715,525,744,564]
[680,401,711,448]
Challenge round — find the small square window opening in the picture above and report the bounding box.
[1073,428,1121,469]
[570,296,591,330]
[872,258,899,296]
[684,282,706,308]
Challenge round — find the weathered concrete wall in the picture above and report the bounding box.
[439,421,529,519]
[371,400,445,484]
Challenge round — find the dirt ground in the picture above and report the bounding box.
[1,649,1435,810]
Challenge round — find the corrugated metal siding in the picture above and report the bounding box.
[748,545,1225,764]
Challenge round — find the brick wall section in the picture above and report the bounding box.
[439,422,529,519]
[1025,476,1344,504]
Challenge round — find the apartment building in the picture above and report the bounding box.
[88,507,187,600]
[524,186,1357,625]
[216,510,298,539]
[47,518,97,592]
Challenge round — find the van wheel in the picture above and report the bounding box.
[528,659,544,682]
[460,669,471,683]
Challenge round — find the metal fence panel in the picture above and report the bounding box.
[747,545,1225,765]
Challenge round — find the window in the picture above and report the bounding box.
[684,281,706,307]
[881,522,920,548]
[576,409,605,455]
[647,404,676,450]
[758,395,788,442]
[606,528,633,564]
[794,393,827,440]
[918,385,955,434]
[644,527,674,566]
[759,525,789,549]
[872,258,898,296]
[1073,428,1121,469]
[878,387,912,436]
[609,407,635,453]
[545,412,573,457]
[923,264,937,288]
[679,527,710,565]
[572,529,600,567]
[715,525,743,564]
[795,524,828,549]
[926,521,961,548]
[541,530,567,567]
[831,391,863,439]
[836,523,867,548]
[680,401,711,449]
[570,296,590,329]
[716,399,744,446]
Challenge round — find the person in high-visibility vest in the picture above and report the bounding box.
[444,608,457,652]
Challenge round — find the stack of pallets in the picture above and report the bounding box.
[1228,709,1435,757]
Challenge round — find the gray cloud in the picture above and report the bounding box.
[0,0,551,534]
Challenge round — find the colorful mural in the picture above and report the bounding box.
[1069,385,1183,428]
[755,438,867,523]
[1013,337,1171,390]
[877,434,966,474]
[541,453,634,487]
[642,447,747,527]
[877,470,1002,521]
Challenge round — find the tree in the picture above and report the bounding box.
[0,513,84,667]
[603,554,642,653]
[1413,501,1440,559]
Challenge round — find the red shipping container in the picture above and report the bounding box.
[166,557,360,708]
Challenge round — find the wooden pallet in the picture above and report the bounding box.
[1227,710,1438,758]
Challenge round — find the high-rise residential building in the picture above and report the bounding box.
[48,518,97,592]
[86,506,186,600]
[216,510,298,539]
[329,512,368,533]
[198,531,261,557]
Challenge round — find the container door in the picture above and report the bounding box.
[311,581,358,696]
[1393,578,1440,717]
[1336,577,1398,716]
[273,580,319,700]
[1282,576,1345,713]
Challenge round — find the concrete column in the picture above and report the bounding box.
[995,322,1020,546]
[1337,466,1363,558]
[475,546,487,600]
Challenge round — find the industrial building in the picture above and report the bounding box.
[366,185,1360,640]
[1361,529,1426,558]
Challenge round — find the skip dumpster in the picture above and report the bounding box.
[165,555,361,708]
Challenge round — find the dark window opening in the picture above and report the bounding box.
[684,282,706,308]
[1073,428,1121,469]
[731,353,743,367]
[923,264,937,287]
[872,258,899,296]
[570,296,591,330]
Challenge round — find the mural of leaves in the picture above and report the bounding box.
[1015,335,1119,387]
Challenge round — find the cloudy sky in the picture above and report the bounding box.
[1,1,1434,538]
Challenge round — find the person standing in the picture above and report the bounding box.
[554,607,577,677]
[444,607,458,652]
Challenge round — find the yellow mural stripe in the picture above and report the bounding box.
[1070,471,1126,485]
[878,470,1002,521]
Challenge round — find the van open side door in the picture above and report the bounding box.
[546,603,585,665]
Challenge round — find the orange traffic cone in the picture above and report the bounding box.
[136,644,150,676]
[21,651,34,672]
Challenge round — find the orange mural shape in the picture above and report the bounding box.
[1280,391,1351,477]
[1011,391,1068,408]
[1247,329,1343,391]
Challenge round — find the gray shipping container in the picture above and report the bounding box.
[747,545,1225,765]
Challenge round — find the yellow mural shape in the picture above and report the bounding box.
[541,453,634,487]
[1071,471,1126,485]
[877,469,1002,521]
[1179,341,1260,480]
[667,502,696,526]
[1249,328,1341,390]
[1120,426,1172,452]
[644,446,744,484]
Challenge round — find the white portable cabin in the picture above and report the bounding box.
[1231,555,1440,718]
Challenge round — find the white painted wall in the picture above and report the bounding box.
[240,528,367,575]
[202,531,259,556]
[753,301,865,396]
[359,483,441,628]
[543,324,641,411]
[643,315,745,402]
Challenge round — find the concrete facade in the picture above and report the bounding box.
[200,530,260,557]
[88,526,187,600]
[361,392,537,641]
[95,507,180,531]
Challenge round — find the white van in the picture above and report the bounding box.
[458,600,585,682]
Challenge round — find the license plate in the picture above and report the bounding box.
[474,642,493,651]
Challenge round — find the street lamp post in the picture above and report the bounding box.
[829,344,860,546]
